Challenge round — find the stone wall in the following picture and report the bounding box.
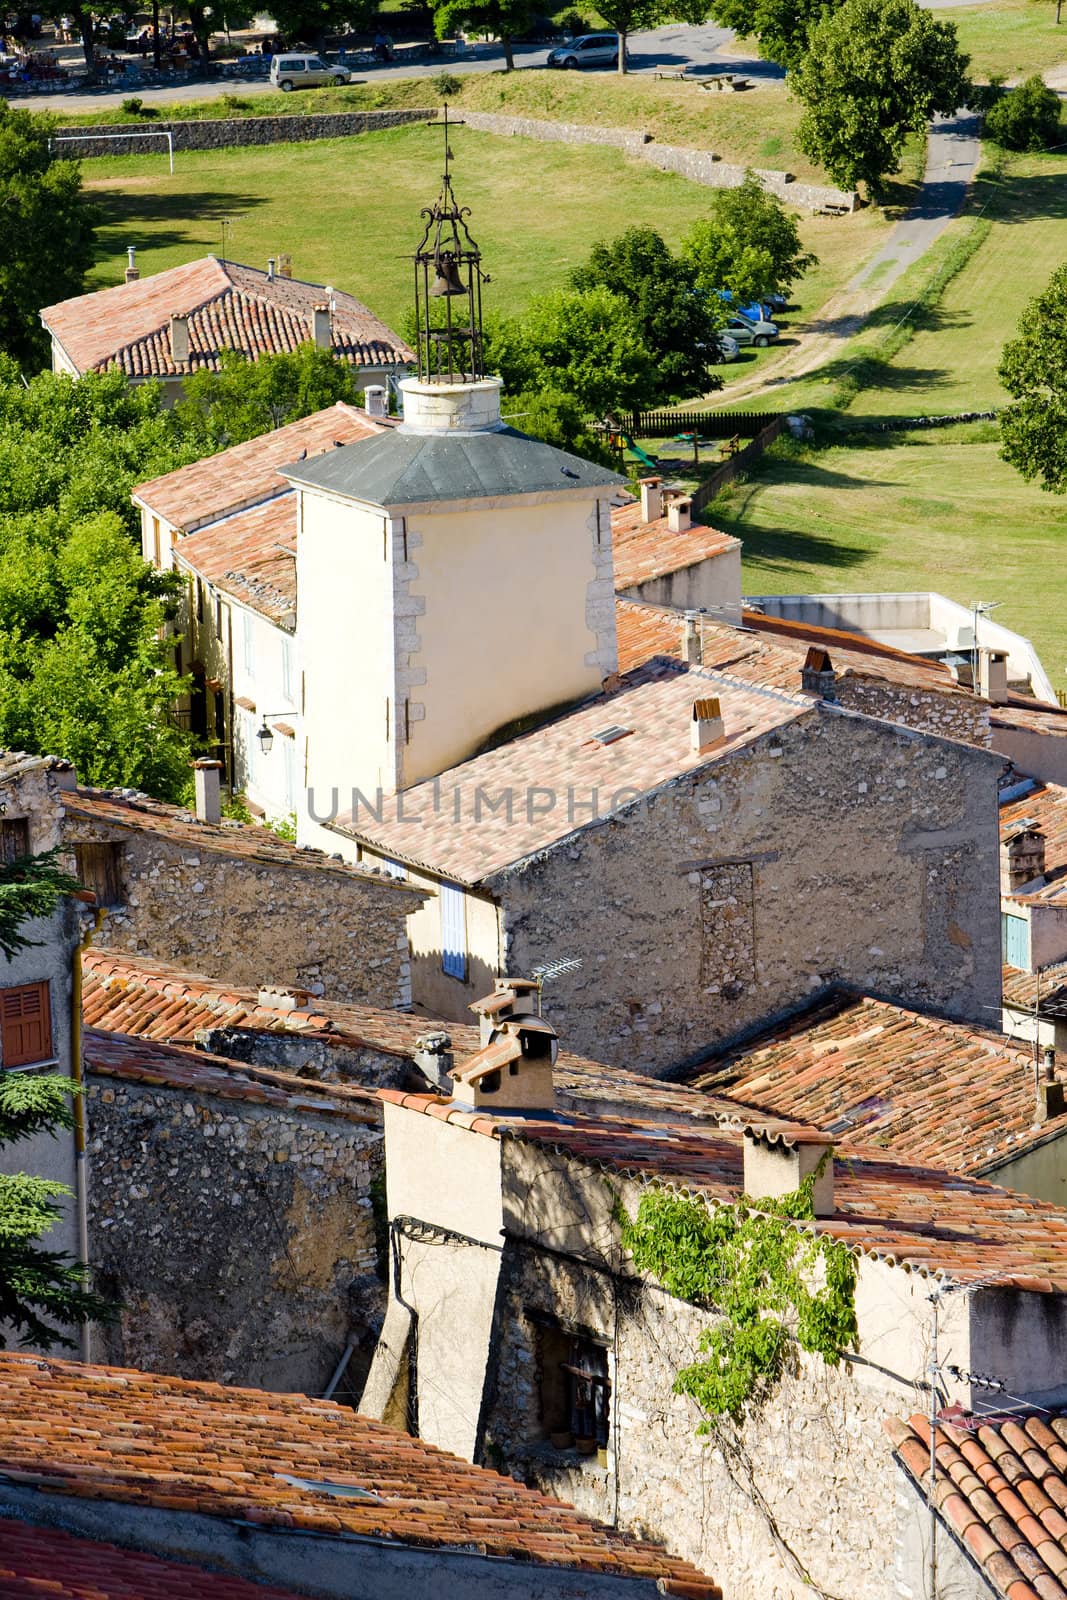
[63,813,419,1008]
[53,107,431,157]
[86,1071,385,1397]
[833,679,992,748]
[460,110,859,212]
[493,705,1002,1073]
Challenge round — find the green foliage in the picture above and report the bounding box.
[620,1168,857,1422]
[999,260,1067,494]
[985,75,1062,151]
[268,811,298,841]
[682,173,818,303]
[486,286,656,417]
[793,0,969,196]
[0,850,82,962]
[0,103,99,371]
[431,0,534,67]
[570,226,722,403]
[432,71,464,95]
[260,0,375,46]
[502,387,617,464]
[557,9,589,32]
[591,0,711,69]
[0,1073,116,1350]
[178,344,357,449]
[705,0,835,69]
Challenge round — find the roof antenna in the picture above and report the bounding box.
[531,956,582,1016]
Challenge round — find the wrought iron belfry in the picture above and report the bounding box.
[412,106,488,383]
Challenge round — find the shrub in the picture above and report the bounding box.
[121,96,144,115]
[219,92,252,111]
[432,71,463,96]
[557,9,588,34]
[985,75,1062,152]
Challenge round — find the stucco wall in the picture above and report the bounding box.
[62,810,418,1008]
[493,706,1002,1074]
[622,546,743,620]
[86,1073,384,1395]
[990,724,1067,787]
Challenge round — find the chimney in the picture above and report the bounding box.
[682,610,703,666]
[169,312,190,368]
[470,978,540,1045]
[267,257,276,281]
[743,1127,835,1217]
[1002,828,1045,893]
[691,695,725,754]
[278,253,292,279]
[193,757,222,825]
[125,245,139,283]
[412,1030,454,1093]
[364,384,389,418]
[312,304,332,350]
[1038,1048,1065,1122]
[667,495,692,533]
[639,476,663,523]
[800,646,837,702]
[47,757,77,791]
[257,983,313,1013]
[979,648,1009,706]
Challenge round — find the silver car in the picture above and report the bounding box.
[725,314,780,349]
[546,32,625,68]
[270,53,350,90]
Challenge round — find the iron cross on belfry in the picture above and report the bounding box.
[423,103,465,183]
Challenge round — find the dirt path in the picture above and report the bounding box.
[711,109,982,407]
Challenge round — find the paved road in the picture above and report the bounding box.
[713,109,983,403]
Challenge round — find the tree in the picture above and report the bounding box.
[486,286,656,418]
[501,387,617,465]
[682,174,818,304]
[178,344,358,449]
[266,0,379,47]
[985,75,1062,151]
[704,0,834,69]
[999,262,1067,494]
[430,0,533,70]
[0,103,98,371]
[0,849,81,963]
[593,0,711,73]
[570,227,723,403]
[792,0,969,197]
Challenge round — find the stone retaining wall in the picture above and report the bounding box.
[54,106,431,156]
[56,104,858,211]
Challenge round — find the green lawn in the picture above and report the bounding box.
[951,0,1067,81]
[82,120,885,332]
[713,427,1067,674]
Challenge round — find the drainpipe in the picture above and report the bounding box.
[70,905,106,1364]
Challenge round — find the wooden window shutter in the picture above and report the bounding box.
[0,982,53,1069]
[440,882,468,981]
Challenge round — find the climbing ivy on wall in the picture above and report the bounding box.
[620,1167,858,1422]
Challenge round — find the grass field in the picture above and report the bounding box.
[82,121,888,335]
[713,427,1067,673]
[951,0,1067,81]
[60,68,824,181]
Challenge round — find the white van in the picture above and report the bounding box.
[269,52,349,90]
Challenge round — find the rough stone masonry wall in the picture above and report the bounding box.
[63,817,415,1007]
[54,107,430,156]
[833,678,993,748]
[495,705,1002,1074]
[86,1074,384,1397]
[473,1153,914,1600]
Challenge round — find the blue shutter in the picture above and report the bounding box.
[1002,912,1031,969]
[380,858,406,881]
[441,881,467,980]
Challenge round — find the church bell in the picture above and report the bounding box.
[430,256,467,297]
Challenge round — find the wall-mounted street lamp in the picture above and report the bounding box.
[256,715,290,757]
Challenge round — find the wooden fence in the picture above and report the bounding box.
[628,410,784,440]
[689,416,788,513]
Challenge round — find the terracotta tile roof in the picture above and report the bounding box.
[1001,780,1067,907]
[133,402,382,533]
[63,785,423,897]
[173,493,297,627]
[610,500,740,591]
[1003,963,1067,1021]
[615,598,972,699]
[0,1516,309,1600]
[687,990,1058,1179]
[992,697,1067,737]
[41,256,412,379]
[80,948,726,1120]
[0,1354,720,1596]
[381,1088,1067,1293]
[85,1027,380,1121]
[886,1407,1067,1600]
[330,659,814,884]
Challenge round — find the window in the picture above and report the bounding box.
[196,579,205,625]
[281,639,294,704]
[1003,911,1031,969]
[0,818,29,864]
[215,593,224,637]
[0,982,53,1069]
[379,857,407,881]
[242,611,255,676]
[74,842,125,908]
[538,1323,611,1449]
[440,881,467,980]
